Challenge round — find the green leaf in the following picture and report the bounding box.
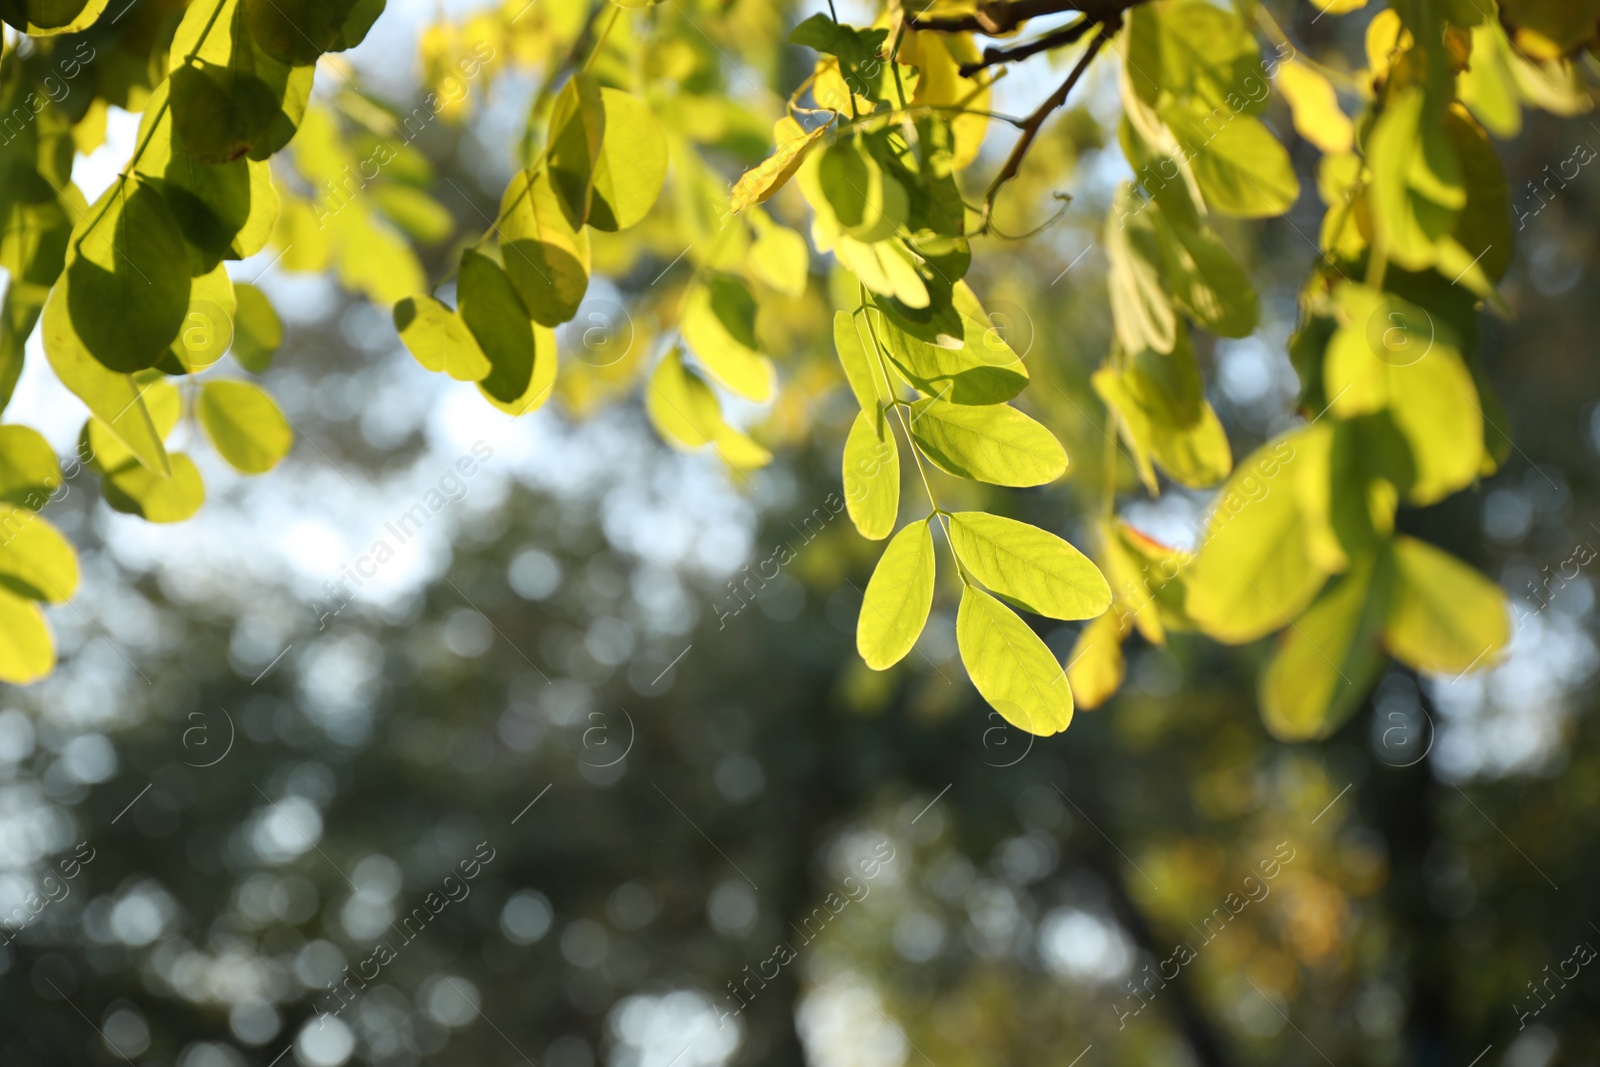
[478,320,558,417]
[681,273,773,403]
[133,82,280,275]
[1164,105,1300,218]
[857,517,935,670]
[819,137,907,244]
[589,87,668,231]
[1107,184,1177,355]
[1151,206,1259,338]
[1067,611,1128,711]
[0,586,53,684]
[948,511,1110,621]
[871,302,1028,406]
[788,14,888,69]
[747,216,810,297]
[499,167,591,328]
[0,505,78,602]
[168,0,284,164]
[1092,327,1232,490]
[230,282,282,373]
[0,166,75,288]
[908,398,1067,487]
[1126,0,1269,116]
[42,280,170,475]
[1185,432,1329,644]
[394,295,492,382]
[0,425,60,509]
[1368,86,1465,269]
[458,249,549,414]
[957,585,1073,737]
[243,0,384,65]
[548,71,605,228]
[1323,285,1483,504]
[842,407,899,541]
[1260,555,1392,741]
[100,453,206,523]
[0,0,110,35]
[647,347,723,450]
[834,309,890,414]
[1384,535,1509,674]
[170,0,313,163]
[170,263,237,373]
[0,285,42,417]
[196,379,292,474]
[64,179,191,373]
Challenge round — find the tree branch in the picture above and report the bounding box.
[957,17,1093,77]
[977,18,1115,233]
[906,0,1146,34]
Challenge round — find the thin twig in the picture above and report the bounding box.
[958,17,1093,77]
[978,20,1115,233]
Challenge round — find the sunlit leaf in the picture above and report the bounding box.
[499,168,591,328]
[230,282,282,373]
[548,71,605,227]
[842,407,899,541]
[1260,556,1391,741]
[681,273,773,403]
[957,585,1072,737]
[908,399,1066,487]
[1185,432,1329,643]
[589,87,668,231]
[948,511,1109,621]
[196,379,292,474]
[1066,611,1128,711]
[1384,535,1509,674]
[0,504,76,603]
[857,518,935,670]
[0,587,53,684]
[64,178,191,373]
[394,295,492,382]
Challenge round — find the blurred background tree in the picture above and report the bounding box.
[2,1,1600,1066]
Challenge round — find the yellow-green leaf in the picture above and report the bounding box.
[589,87,668,231]
[196,380,292,474]
[0,425,62,510]
[64,179,191,373]
[170,264,237,373]
[499,168,591,327]
[0,506,78,602]
[857,518,935,670]
[681,273,773,403]
[1276,58,1354,154]
[1166,106,1300,219]
[42,281,170,476]
[842,407,899,541]
[948,511,1110,621]
[729,118,828,216]
[957,585,1073,737]
[1260,556,1391,741]
[1384,535,1509,674]
[230,282,282,373]
[647,347,723,450]
[908,399,1066,487]
[394,295,492,382]
[1067,611,1128,711]
[0,587,53,684]
[0,0,111,36]
[100,453,206,523]
[1185,433,1329,643]
[548,71,605,227]
[833,309,889,413]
